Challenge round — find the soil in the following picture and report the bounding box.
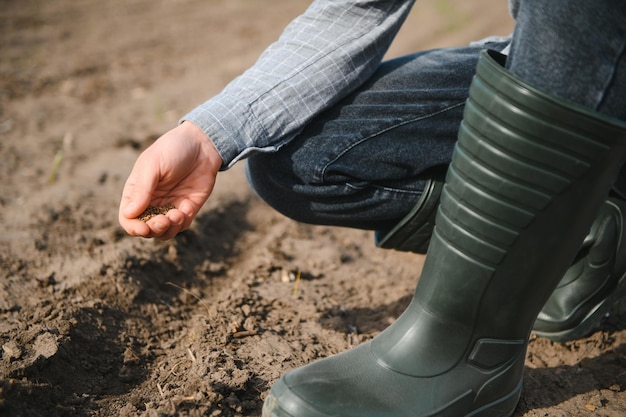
[1,1,625,416]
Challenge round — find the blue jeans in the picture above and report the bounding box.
[246,40,510,231]
[247,0,626,231]
[507,0,626,121]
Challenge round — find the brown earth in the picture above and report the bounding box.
[1,1,626,416]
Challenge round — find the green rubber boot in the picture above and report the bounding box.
[378,192,626,343]
[532,197,626,342]
[262,50,626,417]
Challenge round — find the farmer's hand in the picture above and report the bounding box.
[119,121,222,240]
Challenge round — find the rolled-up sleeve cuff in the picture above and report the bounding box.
[180,94,271,170]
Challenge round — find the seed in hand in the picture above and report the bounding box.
[137,205,174,222]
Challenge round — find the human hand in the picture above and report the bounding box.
[118,121,223,240]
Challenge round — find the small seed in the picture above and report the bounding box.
[137,205,174,222]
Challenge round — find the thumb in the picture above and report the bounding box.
[120,161,159,219]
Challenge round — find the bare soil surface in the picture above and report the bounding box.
[2,1,625,416]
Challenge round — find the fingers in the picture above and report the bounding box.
[120,154,159,215]
[118,180,152,237]
[118,146,161,237]
[118,164,195,239]
[151,208,186,240]
[119,203,189,240]
[118,209,151,238]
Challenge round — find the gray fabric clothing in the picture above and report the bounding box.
[181,0,518,169]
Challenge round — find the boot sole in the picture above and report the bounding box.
[261,378,523,417]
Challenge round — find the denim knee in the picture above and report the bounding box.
[246,150,415,230]
[246,152,316,224]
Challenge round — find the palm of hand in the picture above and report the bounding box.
[119,122,222,240]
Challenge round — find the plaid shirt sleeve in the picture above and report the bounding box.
[181,0,416,169]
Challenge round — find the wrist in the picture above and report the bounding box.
[180,121,223,172]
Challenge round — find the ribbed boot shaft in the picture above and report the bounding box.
[374,50,626,376]
[439,59,614,269]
